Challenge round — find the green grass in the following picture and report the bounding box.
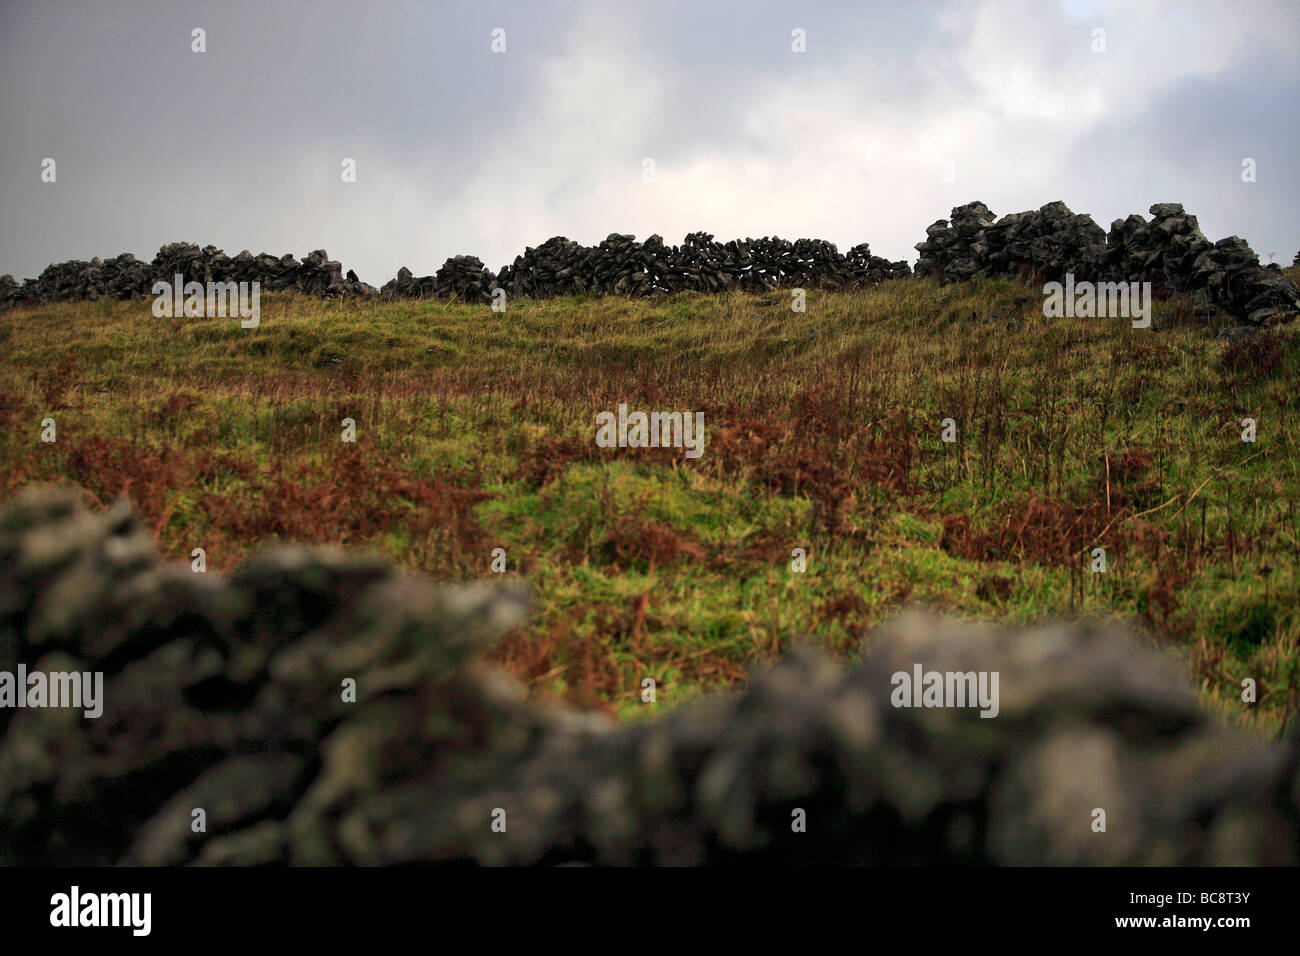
[2,272,1298,733]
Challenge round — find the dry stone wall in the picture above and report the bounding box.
[3,204,1296,325]
[916,201,1300,326]
[0,242,376,310]
[493,233,910,298]
[0,234,909,312]
[2,485,1297,866]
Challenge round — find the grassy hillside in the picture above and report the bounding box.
[2,274,1298,733]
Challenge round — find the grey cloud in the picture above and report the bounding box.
[1,0,1296,286]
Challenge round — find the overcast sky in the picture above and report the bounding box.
[2,0,1297,285]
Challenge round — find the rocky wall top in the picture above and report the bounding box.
[915,201,1300,326]
[3,203,1297,325]
[0,233,910,313]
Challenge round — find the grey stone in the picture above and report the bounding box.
[1217,325,1258,343]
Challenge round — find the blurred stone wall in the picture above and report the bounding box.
[2,485,1296,866]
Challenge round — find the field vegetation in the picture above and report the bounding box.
[3,270,1297,732]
